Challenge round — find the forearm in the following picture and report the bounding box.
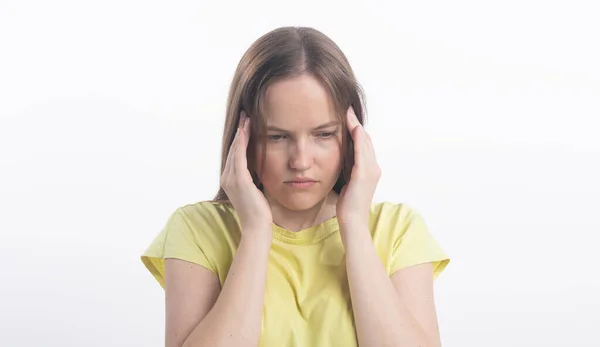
[342,225,430,347]
[183,230,271,347]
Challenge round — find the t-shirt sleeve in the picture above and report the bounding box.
[389,207,450,280]
[141,207,216,289]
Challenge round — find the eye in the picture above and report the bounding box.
[267,134,287,141]
[317,132,336,138]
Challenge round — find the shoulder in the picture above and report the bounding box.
[142,200,241,287]
[369,201,423,232]
[170,200,242,249]
[176,200,239,229]
[368,200,432,254]
[370,201,450,278]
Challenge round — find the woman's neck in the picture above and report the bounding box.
[267,190,338,232]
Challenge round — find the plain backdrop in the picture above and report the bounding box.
[1,0,598,346]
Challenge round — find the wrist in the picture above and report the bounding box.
[337,213,369,228]
[338,221,371,245]
[240,225,273,246]
[338,218,369,232]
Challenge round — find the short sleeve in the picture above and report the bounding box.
[389,207,450,280]
[141,208,216,289]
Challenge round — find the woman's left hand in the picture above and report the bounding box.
[336,106,382,230]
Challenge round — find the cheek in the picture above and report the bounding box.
[254,146,281,180]
[317,140,343,168]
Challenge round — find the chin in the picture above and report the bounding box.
[279,195,320,211]
[269,189,327,211]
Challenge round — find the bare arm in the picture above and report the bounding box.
[164,111,273,347]
[342,225,441,347]
[391,262,441,347]
[165,230,271,347]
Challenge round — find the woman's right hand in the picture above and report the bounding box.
[220,111,273,235]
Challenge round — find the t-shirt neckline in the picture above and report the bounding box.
[271,216,339,245]
[220,202,340,245]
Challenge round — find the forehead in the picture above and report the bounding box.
[263,74,338,129]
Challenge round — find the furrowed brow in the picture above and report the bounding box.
[267,120,340,132]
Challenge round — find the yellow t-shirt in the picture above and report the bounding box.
[141,200,450,346]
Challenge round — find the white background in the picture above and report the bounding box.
[1,0,599,346]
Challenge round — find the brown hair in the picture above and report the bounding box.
[212,26,367,203]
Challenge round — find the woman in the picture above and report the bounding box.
[142,26,450,347]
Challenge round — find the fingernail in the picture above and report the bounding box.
[244,117,249,128]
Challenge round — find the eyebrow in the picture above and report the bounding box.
[266,120,340,132]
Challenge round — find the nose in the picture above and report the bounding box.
[289,138,312,171]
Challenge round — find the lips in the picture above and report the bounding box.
[285,180,317,189]
[285,178,317,183]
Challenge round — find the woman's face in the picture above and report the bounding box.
[254,74,343,211]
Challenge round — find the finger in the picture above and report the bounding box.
[346,107,374,154]
[223,111,246,174]
[361,128,380,171]
[351,124,363,169]
[355,124,378,170]
[346,106,361,133]
[346,107,364,149]
[223,127,240,178]
[234,120,248,175]
[229,111,247,172]
[357,123,376,157]
[242,115,251,147]
[362,126,374,151]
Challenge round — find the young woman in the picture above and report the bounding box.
[141,26,450,347]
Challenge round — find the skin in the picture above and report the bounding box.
[255,74,343,232]
[163,73,442,347]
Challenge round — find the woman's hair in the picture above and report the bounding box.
[212,26,367,203]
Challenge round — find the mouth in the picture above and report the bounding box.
[285,180,318,189]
